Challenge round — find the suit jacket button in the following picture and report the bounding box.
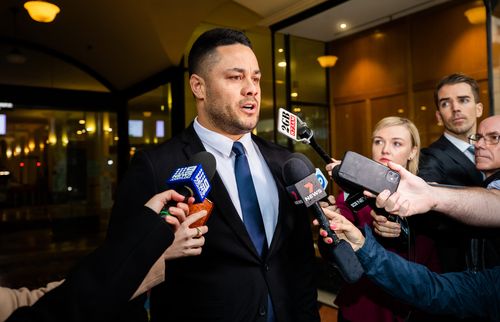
[264,264,270,271]
[259,306,266,316]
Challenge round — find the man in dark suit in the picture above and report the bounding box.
[419,73,484,273]
[108,28,320,322]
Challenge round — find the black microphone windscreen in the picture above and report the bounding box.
[282,153,315,185]
[188,151,216,181]
[297,123,312,140]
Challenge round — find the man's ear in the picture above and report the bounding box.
[476,102,484,118]
[190,74,205,100]
[435,110,443,126]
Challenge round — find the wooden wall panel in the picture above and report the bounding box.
[333,100,370,158]
[370,94,408,129]
[331,20,408,100]
[329,0,488,156]
[412,89,441,147]
[411,2,487,85]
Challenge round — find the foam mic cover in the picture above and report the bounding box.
[166,151,216,203]
[161,151,216,221]
[282,153,364,283]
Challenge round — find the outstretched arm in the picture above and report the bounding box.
[358,227,500,320]
[370,162,500,227]
[321,208,500,320]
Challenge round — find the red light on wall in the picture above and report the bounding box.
[19,162,25,167]
[36,161,41,167]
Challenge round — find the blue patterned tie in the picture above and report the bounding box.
[232,142,267,256]
[467,145,475,163]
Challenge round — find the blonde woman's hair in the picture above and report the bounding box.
[372,116,421,175]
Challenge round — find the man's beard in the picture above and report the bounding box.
[205,102,258,136]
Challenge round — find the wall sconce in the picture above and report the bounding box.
[317,55,338,68]
[464,6,486,24]
[24,1,60,23]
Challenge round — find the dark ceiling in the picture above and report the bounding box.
[0,0,455,96]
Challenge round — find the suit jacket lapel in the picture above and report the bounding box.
[438,136,483,185]
[182,125,263,259]
[253,136,290,257]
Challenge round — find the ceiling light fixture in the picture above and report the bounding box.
[464,6,486,24]
[317,55,338,68]
[24,1,60,23]
[339,23,348,30]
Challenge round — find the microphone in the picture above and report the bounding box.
[166,151,215,203]
[278,108,381,215]
[277,108,332,164]
[297,122,333,164]
[282,153,364,283]
[330,164,372,212]
[161,152,216,226]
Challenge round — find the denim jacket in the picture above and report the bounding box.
[358,227,500,321]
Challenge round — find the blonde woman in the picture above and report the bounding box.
[326,117,440,322]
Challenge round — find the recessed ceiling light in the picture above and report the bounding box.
[278,61,287,68]
[278,48,284,53]
[339,23,348,30]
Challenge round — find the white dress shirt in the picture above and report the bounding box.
[444,132,476,164]
[193,118,279,246]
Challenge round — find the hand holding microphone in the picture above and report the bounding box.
[133,189,209,299]
[319,207,366,252]
[146,190,194,222]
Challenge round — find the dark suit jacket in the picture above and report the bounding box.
[419,135,483,186]
[108,124,320,322]
[419,135,485,273]
[7,207,174,322]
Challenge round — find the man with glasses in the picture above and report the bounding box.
[466,115,500,271]
[468,115,500,189]
[418,73,485,278]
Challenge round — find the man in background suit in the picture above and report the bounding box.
[108,28,319,322]
[472,115,500,189]
[418,73,484,274]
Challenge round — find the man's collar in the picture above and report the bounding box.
[444,132,472,152]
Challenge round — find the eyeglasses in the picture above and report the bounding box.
[468,133,500,145]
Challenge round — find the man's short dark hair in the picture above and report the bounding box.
[434,73,481,108]
[188,28,252,76]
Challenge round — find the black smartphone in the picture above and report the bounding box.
[337,151,400,194]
